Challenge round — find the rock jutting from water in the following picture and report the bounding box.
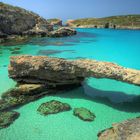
[98,117,140,140]
[0,84,57,111]
[0,111,20,129]
[48,27,77,37]
[9,55,140,87]
[37,100,71,116]
[73,107,96,122]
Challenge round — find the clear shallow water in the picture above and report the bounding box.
[0,28,140,140]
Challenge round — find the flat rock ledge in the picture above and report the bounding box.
[73,107,96,122]
[37,100,71,116]
[0,111,19,129]
[9,55,140,87]
[0,84,56,111]
[98,117,140,140]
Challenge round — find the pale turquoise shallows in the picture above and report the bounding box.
[0,28,140,140]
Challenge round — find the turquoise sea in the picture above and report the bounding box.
[0,28,140,140]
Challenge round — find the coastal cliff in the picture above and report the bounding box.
[9,55,140,87]
[0,2,53,36]
[66,15,140,29]
[0,2,76,43]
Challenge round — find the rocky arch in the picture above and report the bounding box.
[8,56,140,88]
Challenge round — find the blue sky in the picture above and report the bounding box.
[1,0,140,21]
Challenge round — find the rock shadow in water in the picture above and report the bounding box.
[37,50,76,55]
[52,84,140,113]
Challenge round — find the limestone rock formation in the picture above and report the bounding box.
[98,117,140,140]
[73,107,96,122]
[0,111,19,129]
[9,55,140,87]
[37,100,71,116]
[48,27,77,37]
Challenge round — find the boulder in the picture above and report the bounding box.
[98,117,140,140]
[8,55,140,87]
[73,107,95,122]
[37,100,71,116]
[0,111,19,129]
[48,27,77,37]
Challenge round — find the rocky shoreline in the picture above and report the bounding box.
[0,2,76,44]
[98,117,140,140]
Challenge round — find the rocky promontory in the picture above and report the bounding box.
[0,2,52,36]
[66,15,140,29]
[0,2,76,43]
[9,55,140,87]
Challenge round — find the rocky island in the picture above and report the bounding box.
[66,15,140,29]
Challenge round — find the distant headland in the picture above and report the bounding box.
[66,15,140,29]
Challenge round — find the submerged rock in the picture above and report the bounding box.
[48,27,77,37]
[73,107,95,122]
[9,55,140,87]
[0,99,10,111]
[98,117,140,140]
[0,111,19,129]
[0,84,56,111]
[37,100,71,116]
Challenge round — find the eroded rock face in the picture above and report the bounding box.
[9,55,140,87]
[0,2,53,37]
[0,84,56,111]
[73,107,96,122]
[98,117,140,140]
[48,27,77,37]
[0,111,19,129]
[37,100,71,116]
[0,2,77,44]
